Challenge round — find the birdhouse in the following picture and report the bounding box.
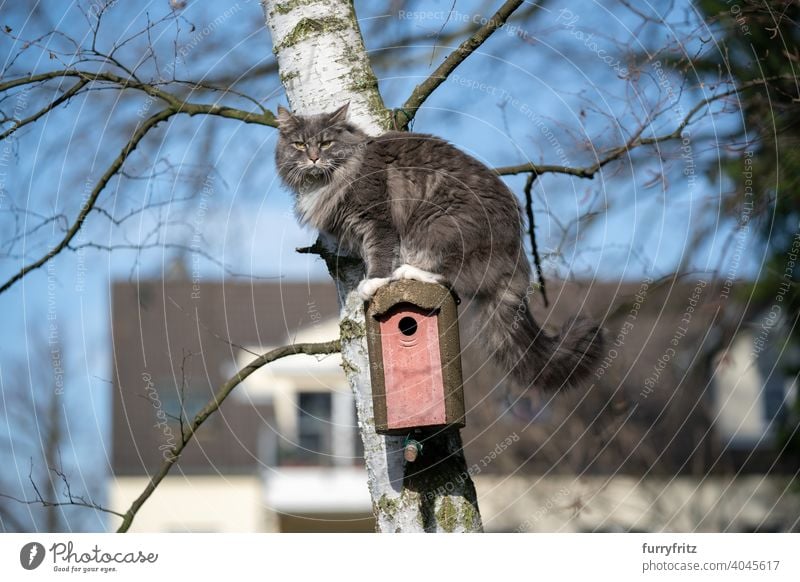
[365,280,465,435]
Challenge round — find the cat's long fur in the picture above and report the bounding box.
[275,103,602,392]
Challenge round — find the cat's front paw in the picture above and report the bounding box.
[391,264,444,284]
[357,277,391,301]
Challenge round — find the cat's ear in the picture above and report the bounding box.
[329,102,350,125]
[276,105,299,131]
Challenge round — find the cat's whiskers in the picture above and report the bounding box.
[320,164,335,183]
[284,165,305,187]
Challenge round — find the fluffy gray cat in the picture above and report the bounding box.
[275,103,602,392]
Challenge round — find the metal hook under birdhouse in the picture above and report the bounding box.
[365,279,466,435]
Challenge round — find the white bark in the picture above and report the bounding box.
[263,0,388,134]
[262,0,481,532]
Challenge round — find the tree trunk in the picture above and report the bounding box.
[262,0,482,532]
[44,384,62,532]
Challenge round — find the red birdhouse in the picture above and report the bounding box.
[365,280,465,434]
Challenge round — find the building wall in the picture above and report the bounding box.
[109,475,270,532]
[477,475,800,532]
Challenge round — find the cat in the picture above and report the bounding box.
[275,102,602,392]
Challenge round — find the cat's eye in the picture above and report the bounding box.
[320,141,334,150]
[292,142,306,150]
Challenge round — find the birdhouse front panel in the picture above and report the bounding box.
[378,305,446,430]
[365,279,466,434]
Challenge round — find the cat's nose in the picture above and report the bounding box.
[308,151,320,162]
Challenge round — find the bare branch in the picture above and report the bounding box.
[522,172,548,306]
[0,69,277,127]
[0,464,125,520]
[296,237,364,278]
[177,349,194,445]
[494,75,794,178]
[65,241,275,282]
[0,72,278,295]
[0,107,175,295]
[396,0,529,129]
[115,340,341,533]
[0,70,162,103]
[0,79,88,140]
[0,491,125,520]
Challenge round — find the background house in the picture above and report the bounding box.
[108,272,800,532]
[108,276,375,532]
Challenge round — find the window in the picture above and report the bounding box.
[294,392,333,466]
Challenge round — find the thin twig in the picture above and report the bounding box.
[523,172,548,307]
[0,464,125,519]
[428,0,458,66]
[177,349,194,445]
[0,79,88,140]
[0,492,126,519]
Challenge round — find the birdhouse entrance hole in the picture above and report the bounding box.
[398,316,418,336]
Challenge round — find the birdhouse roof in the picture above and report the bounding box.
[369,280,458,318]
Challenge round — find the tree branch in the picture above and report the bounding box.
[0,491,125,520]
[115,340,341,533]
[0,69,168,104]
[396,0,527,129]
[0,79,88,140]
[296,238,363,278]
[0,342,343,531]
[523,172,548,306]
[0,86,277,296]
[0,107,175,295]
[0,69,277,127]
[0,464,125,520]
[493,75,793,178]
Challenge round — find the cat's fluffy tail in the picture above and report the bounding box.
[481,288,603,392]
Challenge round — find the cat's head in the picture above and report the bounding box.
[275,103,366,189]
